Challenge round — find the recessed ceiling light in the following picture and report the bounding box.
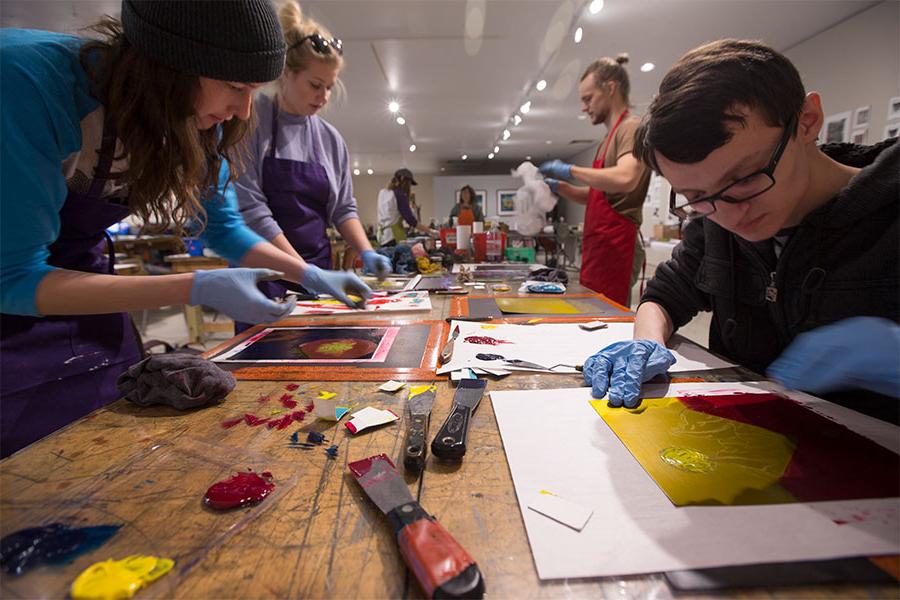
[513,114,522,126]
[461,154,468,160]
[525,155,532,160]
[545,140,553,144]
[520,101,531,114]
[408,144,417,152]
[367,168,374,175]
[396,116,406,125]
[488,152,494,159]
[536,79,547,91]
[353,168,360,176]
[388,100,400,113]
[574,27,583,43]
[441,167,445,171]
[502,129,511,140]
[577,114,587,120]
[641,62,655,72]
[589,0,604,14]
[493,145,500,153]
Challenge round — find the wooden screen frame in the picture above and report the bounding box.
[449,293,635,323]
[204,319,447,381]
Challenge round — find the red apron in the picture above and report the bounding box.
[456,206,475,226]
[580,110,637,306]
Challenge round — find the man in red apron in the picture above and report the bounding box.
[540,55,651,307]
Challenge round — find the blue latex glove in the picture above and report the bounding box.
[361,249,392,277]
[301,264,373,308]
[767,317,900,397]
[582,340,677,408]
[539,159,573,180]
[544,177,560,194]
[190,268,294,324]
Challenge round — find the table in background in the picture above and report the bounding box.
[0,279,896,599]
[164,254,233,344]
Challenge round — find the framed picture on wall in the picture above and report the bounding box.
[851,128,868,145]
[455,188,486,215]
[823,111,851,144]
[496,190,518,215]
[889,97,900,121]
[885,123,900,141]
[853,106,870,128]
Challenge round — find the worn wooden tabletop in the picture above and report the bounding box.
[1,280,897,599]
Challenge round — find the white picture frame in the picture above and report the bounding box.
[889,97,900,121]
[823,111,851,144]
[885,123,900,141]
[850,128,868,145]
[853,106,870,128]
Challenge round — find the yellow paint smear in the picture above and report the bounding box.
[590,397,796,506]
[71,555,173,600]
[409,384,436,398]
[496,298,580,314]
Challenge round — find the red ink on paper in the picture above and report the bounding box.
[463,336,512,346]
[203,471,275,510]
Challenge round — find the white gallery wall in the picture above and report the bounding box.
[432,174,523,227]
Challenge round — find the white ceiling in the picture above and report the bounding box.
[1,0,881,175]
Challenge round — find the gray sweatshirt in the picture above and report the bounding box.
[235,93,358,241]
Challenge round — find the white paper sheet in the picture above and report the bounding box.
[438,321,735,375]
[491,382,900,579]
[528,491,594,531]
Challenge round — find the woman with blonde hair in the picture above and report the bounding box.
[235,0,391,310]
[0,0,370,457]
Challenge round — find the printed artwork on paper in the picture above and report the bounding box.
[591,392,900,506]
[212,326,400,363]
[290,291,431,316]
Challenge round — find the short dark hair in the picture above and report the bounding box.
[635,39,805,172]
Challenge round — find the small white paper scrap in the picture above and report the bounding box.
[379,380,406,393]
[450,368,477,381]
[344,407,399,434]
[528,490,594,532]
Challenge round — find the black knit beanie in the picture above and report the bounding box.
[121,0,286,83]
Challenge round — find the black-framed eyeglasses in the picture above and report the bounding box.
[292,34,343,56]
[669,114,797,220]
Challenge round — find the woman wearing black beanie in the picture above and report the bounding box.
[0,0,371,457]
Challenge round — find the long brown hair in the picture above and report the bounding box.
[79,18,252,234]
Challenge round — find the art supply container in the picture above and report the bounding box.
[456,225,472,251]
[472,233,487,262]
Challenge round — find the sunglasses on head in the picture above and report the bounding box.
[292,33,343,56]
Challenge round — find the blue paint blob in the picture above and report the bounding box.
[307,431,326,444]
[475,353,504,361]
[289,431,300,444]
[0,523,120,575]
[325,445,339,459]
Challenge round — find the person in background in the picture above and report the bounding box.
[0,0,370,457]
[540,54,651,307]
[376,168,435,246]
[234,0,391,307]
[449,185,485,226]
[581,39,899,415]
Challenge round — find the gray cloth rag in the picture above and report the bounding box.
[117,354,236,410]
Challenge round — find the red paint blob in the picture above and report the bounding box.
[267,414,294,430]
[305,403,315,413]
[280,395,298,409]
[291,411,306,422]
[203,471,275,510]
[220,417,243,429]
[243,413,269,427]
[463,335,512,346]
[285,384,299,391]
[348,453,395,478]
[257,395,271,403]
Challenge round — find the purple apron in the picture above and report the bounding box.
[0,119,142,457]
[235,100,333,333]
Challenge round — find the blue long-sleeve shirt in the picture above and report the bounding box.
[234,93,358,242]
[0,29,263,316]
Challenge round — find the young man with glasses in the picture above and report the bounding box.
[581,39,899,416]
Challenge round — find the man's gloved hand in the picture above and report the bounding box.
[190,268,294,324]
[582,340,677,408]
[767,317,900,397]
[361,249,392,278]
[302,264,373,308]
[539,159,574,180]
[544,177,560,194]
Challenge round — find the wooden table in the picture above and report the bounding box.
[1,281,896,599]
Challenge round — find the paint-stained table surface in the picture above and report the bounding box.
[1,281,898,599]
